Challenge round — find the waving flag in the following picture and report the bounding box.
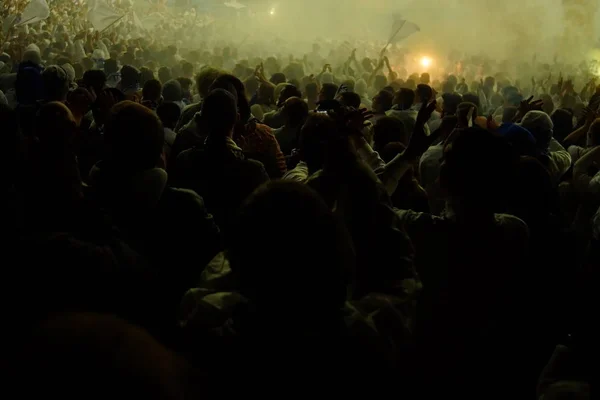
[87,0,124,32]
[387,14,420,45]
[15,0,50,26]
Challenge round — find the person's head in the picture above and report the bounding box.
[588,118,600,147]
[211,74,250,122]
[318,83,338,103]
[270,72,286,86]
[354,79,367,96]
[82,69,107,94]
[157,66,171,84]
[462,93,480,113]
[441,93,462,116]
[282,97,308,127]
[373,117,407,150]
[505,92,524,107]
[42,65,69,102]
[550,108,573,143]
[277,84,302,107]
[104,58,118,75]
[228,181,350,317]
[91,88,126,128]
[119,65,140,88]
[442,80,456,94]
[195,67,220,98]
[161,79,182,103]
[441,127,513,214]
[393,88,415,110]
[520,111,554,150]
[257,82,275,105]
[181,61,194,78]
[299,113,338,172]
[336,91,361,109]
[156,102,181,130]
[371,90,393,114]
[103,101,164,171]
[199,89,239,137]
[415,84,433,103]
[420,72,431,85]
[139,67,155,87]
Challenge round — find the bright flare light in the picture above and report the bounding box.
[269,8,275,15]
[420,56,432,68]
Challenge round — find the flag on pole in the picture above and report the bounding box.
[387,14,420,45]
[15,0,50,26]
[87,0,124,32]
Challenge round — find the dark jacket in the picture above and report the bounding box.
[86,162,222,330]
[170,137,269,236]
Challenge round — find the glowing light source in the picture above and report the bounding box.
[269,8,275,15]
[420,56,432,68]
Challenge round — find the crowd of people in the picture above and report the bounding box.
[0,0,597,398]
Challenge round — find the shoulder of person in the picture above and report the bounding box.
[494,213,530,240]
[162,186,208,211]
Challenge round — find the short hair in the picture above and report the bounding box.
[42,65,69,101]
[282,97,309,126]
[416,84,433,102]
[337,92,361,109]
[320,83,338,102]
[506,92,524,107]
[374,90,394,111]
[176,77,192,92]
[443,127,513,209]
[270,72,286,85]
[229,181,348,311]
[158,66,172,83]
[82,69,107,94]
[393,88,415,109]
[156,102,181,130]
[162,79,182,102]
[462,93,480,111]
[195,67,220,98]
[142,79,162,102]
[442,93,463,115]
[373,117,407,149]
[120,65,140,87]
[103,101,164,171]
[200,89,238,135]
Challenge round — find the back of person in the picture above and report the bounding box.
[170,89,269,234]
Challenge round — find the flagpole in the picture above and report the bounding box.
[381,20,406,55]
[100,13,126,34]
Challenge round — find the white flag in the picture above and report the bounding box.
[224,0,246,10]
[87,0,124,32]
[15,0,50,26]
[388,14,420,45]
